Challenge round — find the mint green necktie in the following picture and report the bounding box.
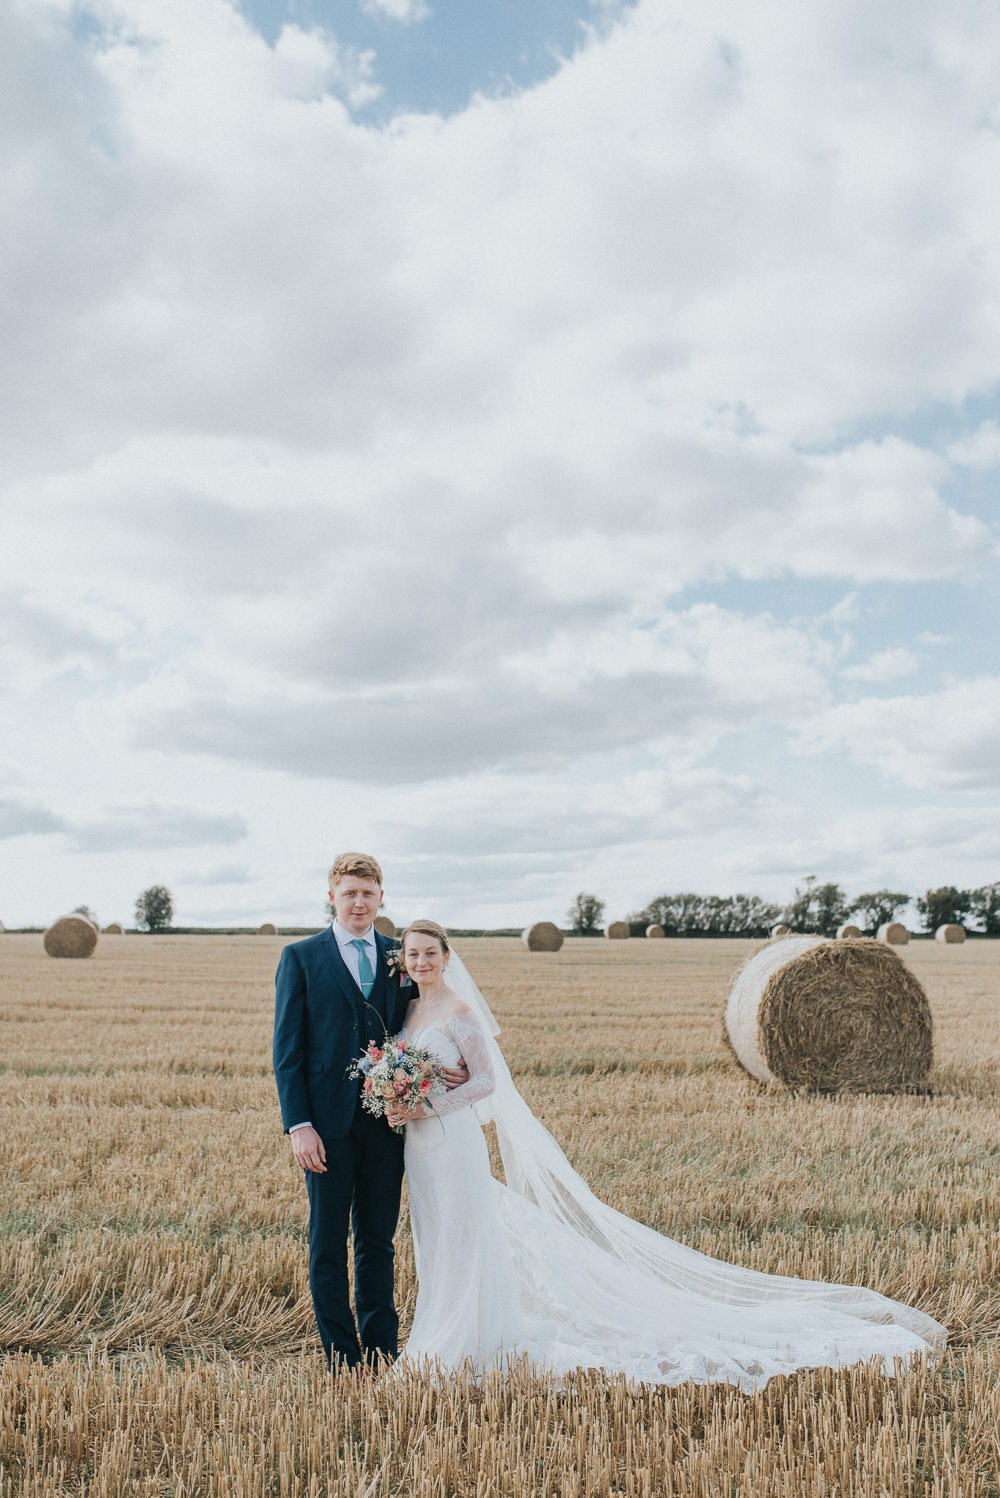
[350,938,375,998]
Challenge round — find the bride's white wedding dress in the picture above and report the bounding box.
[398,972,946,1390]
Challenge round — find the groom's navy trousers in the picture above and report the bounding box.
[305,1104,405,1364]
[273,926,408,1368]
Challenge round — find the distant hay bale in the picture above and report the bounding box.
[374,915,397,937]
[645,924,666,939]
[257,922,278,936]
[770,924,792,939]
[935,924,966,944]
[522,922,564,952]
[605,922,630,940]
[836,923,864,940]
[44,916,99,959]
[877,922,910,946]
[724,935,932,1093]
[102,922,124,935]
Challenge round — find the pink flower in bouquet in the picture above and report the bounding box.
[348,1031,445,1122]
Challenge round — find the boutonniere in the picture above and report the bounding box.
[385,945,412,987]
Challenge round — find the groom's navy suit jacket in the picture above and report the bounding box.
[273,927,409,1141]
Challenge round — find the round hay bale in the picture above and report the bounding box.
[102,922,124,935]
[836,922,864,940]
[522,921,564,952]
[373,915,397,938]
[935,924,966,944]
[724,936,932,1093]
[645,924,666,939]
[257,922,278,936]
[877,921,909,946]
[44,915,98,959]
[770,924,792,939]
[605,921,630,940]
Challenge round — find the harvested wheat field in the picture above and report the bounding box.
[1,933,998,1496]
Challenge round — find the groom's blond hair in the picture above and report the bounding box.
[328,851,383,888]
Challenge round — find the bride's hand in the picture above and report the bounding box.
[386,1100,429,1127]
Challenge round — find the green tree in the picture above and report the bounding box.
[73,904,99,927]
[813,882,849,936]
[783,875,818,932]
[915,886,972,933]
[640,895,673,933]
[847,890,910,936]
[675,893,708,936]
[726,894,782,937]
[969,882,1000,935]
[134,885,174,932]
[782,877,847,935]
[641,893,705,936]
[635,892,780,937]
[568,892,604,936]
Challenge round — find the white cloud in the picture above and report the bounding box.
[69,801,248,852]
[0,797,67,840]
[360,0,431,24]
[177,861,256,885]
[718,802,1000,901]
[798,679,1000,790]
[81,603,831,786]
[840,647,918,684]
[1,0,999,924]
[947,421,1000,469]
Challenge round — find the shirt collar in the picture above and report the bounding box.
[333,920,376,949]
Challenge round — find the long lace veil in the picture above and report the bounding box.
[445,949,945,1349]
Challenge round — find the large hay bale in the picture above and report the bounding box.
[935,924,966,944]
[522,921,564,952]
[877,921,909,946]
[836,922,864,940]
[44,916,99,959]
[770,924,792,939]
[257,922,278,936]
[103,922,124,935]
[724,935,932,1093]
[605,921,630,940]
[374,915,397,938]
[645,924,665,939]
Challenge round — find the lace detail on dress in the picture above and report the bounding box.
[424,1014,496,1119]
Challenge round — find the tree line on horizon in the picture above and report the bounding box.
[37,878,1000,940]
[568,878,1000,939]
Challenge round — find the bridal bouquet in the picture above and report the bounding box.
[348,1036,444,1120]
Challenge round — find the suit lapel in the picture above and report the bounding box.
[375,930,409,1033]
[321,927,365,1027]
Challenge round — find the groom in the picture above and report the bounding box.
[272,851,463,1369]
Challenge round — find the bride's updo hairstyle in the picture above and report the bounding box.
[401,919,451,959]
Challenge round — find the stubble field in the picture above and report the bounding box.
[0,932,998,1497]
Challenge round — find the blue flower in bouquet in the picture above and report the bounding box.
[347,1034,443,1121]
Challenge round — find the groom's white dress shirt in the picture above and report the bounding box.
[331,920,378,989]
[288,920,378,1135]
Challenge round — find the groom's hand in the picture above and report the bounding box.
[442,1062,469,1090]
[290,1126,327,1173]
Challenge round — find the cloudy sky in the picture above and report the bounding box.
[2,0,998,932]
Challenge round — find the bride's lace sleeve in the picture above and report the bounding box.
[427,1013,495,1118]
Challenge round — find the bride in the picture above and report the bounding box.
[385,920,946,1388]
